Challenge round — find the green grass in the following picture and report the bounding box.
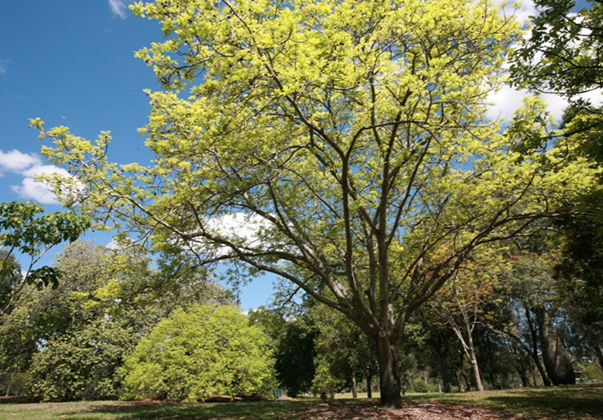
[404,384,603,419]
[0,385,601,420]
[0,400,316,420]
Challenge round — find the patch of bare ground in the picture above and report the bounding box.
[285,400,519,420]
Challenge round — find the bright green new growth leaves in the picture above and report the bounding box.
[121,305,275,401]
[36,0,601,407]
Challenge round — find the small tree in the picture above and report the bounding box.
[121,305,275,401]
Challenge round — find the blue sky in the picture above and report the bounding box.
[0,0,273,310]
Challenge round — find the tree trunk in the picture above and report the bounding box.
[525,306,551,386]
[594,346,603,373]
[467,335,484,391]
[534,307,576,385]
[366,373,373,399]
[518,367,529,387]
[351,371,357,399]
[5,370,15,397]
[434,330,452,392]
[376,336,402,408]
[450,319,484,391]
[456,370,465,392]
[440,355,452,392]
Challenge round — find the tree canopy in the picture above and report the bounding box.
[35,0,600,407]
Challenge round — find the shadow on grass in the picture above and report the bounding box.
[61,400,315,420]
[405,385,603,420]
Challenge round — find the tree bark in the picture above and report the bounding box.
[450,318,484,391]
[5,370,15,397]
[594,346,603,373]
[366,373,373,398]
[440,355,452,392]
[534,306,576,385]
[467,334,484,391]
[376,336,402,408]
[525,306,551,386]
[351,371,357,398]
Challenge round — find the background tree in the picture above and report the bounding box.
[510,0,602,97]
[0,201,88,317]
[1,239,232,400]
[503,251,576,385]
[249,306,318,398]
[510,0,603,380]
[28,319,138,401]
[121,305,275,401]
[427,250,503,391]
[310,304,378,398]
[36,0,600,407]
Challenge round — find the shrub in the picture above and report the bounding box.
[412,378,432,393]
[120,305,276,401]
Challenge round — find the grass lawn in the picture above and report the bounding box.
[0,385,601,420]
[405,384,603,419]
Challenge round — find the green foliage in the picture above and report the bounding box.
[0,239,232,400]
[28,319,138,401]
[411,378,432,393]
[510,0,603,97]
[311,357,345,399]
[249,308,317,398]
[0,251,22,313]
[310,303,378,394]
[0,201,88,316]
[121,305,276,401]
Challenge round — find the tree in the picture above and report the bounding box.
[121,305,275,401]
[0,201,88,317]
[36,0,599,407]
[504,251,576,385]
[28,319,138,401]
[0,255,38,396]
[249,307,318,398]
[427,251,503,391]
[510,0,602,97]
[511,0,603,375]
[0,252,22,317]
[310,303,378,398]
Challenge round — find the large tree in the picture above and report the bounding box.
[35,0,599,407]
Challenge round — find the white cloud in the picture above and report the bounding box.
[108,0,129,19]
[12,178,60,205]
[207,213,271,247]
[0,59,8,75]
[486,86,568,121]
[0,149,70,205]
[0,150,41,173]
[487,85,603,122]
